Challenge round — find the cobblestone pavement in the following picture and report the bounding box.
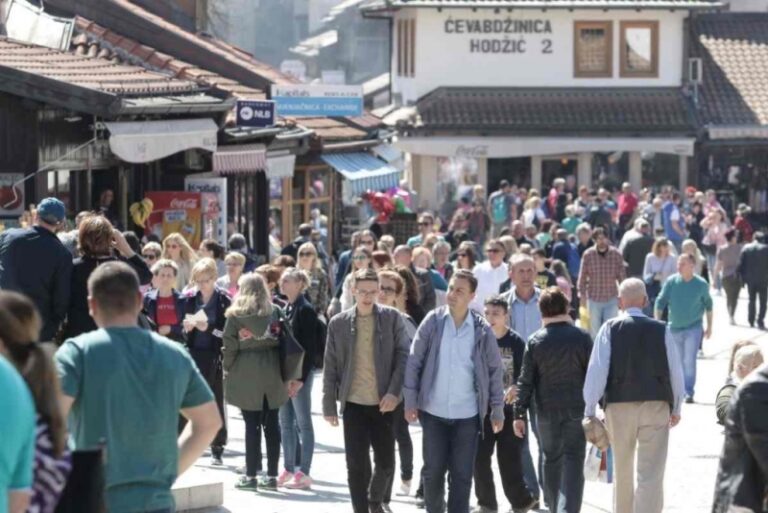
[187,290,768,513]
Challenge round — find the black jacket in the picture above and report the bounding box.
[623,234,654,278]
[514,321,593,419]
[143,289,187,343]
[713,365,768,513]
[287,294,319,382]
[183,288,231,352]
[411,264,436,313]
[739,242,768,286]
[64,254,152,339]
[0,226,73,341]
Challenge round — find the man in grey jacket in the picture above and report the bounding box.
[323,268,410,513]
[404,269,505,513]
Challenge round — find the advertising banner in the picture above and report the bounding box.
[145,192,202,248]
[236,99,276,128]
[185,176,228,247]
[271,84,363,117]
[0,173,25,217]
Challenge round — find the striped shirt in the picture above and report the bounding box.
[29,417,71,513]
[577,246,627,303]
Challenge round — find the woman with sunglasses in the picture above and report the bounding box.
[141,241,162,293]
[454,240,478,270]
[162,233,198,291]
[339,246,373,311]
[216,252,246,298]
[296,242,330,316]
[182,258,231,465]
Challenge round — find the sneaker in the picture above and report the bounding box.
[235,476,258,491]
[512,497,539,513]
[369,502,386,513]
[685,396,695,404]
[259,476,278,491]
[730,316,736,326]
[285,471,313,490]
[415,498,425,509]
[277,470,294,487]
[759,323,766,331]
[210,454,223,466]
[397,480,412,496]
[382,504,394,513]
[471,506,497,513]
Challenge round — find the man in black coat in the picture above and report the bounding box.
[739,231,768,329]
[622,219,654,278]
[713,363,768,513]
[0,198,73,341]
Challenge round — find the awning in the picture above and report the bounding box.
[266,154,296,180]
[321,152,401,196]
[372,144,403,164]
[213,144,267,175]
[708,126,768,140]
[106,119,217,164]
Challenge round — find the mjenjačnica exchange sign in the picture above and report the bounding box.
[443,16,553,55]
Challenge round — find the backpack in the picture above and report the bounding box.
[491,194,507,224]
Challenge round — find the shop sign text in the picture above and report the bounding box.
[443,16,554,55]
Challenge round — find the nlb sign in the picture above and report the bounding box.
[271,84,363,117]
[236,99,275,128]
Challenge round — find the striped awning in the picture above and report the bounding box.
[321,152,401,196]
[213,144,267,175]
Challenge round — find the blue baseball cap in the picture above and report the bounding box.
[37,197,66,224]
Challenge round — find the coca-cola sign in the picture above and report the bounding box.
[170,198,198,209]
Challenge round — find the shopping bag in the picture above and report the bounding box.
[584,444,603,481]
[579,305,591,332]
[601,446,614,484]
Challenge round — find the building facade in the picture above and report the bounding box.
[365,0,719,213]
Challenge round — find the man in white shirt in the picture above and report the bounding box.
[471,239,509,312]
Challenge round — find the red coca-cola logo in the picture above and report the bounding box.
[169,198,198,209]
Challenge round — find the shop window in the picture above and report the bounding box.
[592,152,629,191]
[619,21,659,78]
[397,18,416,77]
[574,21,612,78]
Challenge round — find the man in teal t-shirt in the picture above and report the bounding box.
[55,262,222,513]
[655,253,713,404]
[0,354,35,513]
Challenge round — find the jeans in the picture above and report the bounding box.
[242,404,281,477]
[587,298,619,339]
[421,411,480,513]
[722,274,742,319]
[537,409,586,513]
[279,372,315,475]
[342,402,395,513]
[384,403,414,503]
[669,325,702,399]
[474,410,535,510]
[747,283,768,327]
[706,253,722,291]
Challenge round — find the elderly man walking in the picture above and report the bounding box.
[584,278,685,513]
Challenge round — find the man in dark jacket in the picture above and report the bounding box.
[622,219,654,278]
[0,197,72,341]
[712,363,768,513]
[513,287,592,513]
[323,268,409,513]
[583,278,684,513]
[739,231,768,329]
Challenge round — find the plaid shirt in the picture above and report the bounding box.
[577,246,626,302]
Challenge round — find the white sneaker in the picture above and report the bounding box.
[285,471,313,490]
[397,480,412,496]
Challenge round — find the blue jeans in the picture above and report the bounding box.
[537,409,586,513]
[669,325,702,398]
[279,372,315,475]
[421,411,480,513]
[588,297,619,339]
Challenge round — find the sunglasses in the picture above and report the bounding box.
[419,222,431,226]
[486,248,502,254]
[360,239,375,245]
[143,254,158,260]
[458,253,468,258]
[299,252,315,257]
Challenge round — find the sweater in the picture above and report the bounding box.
[655,274,713,330]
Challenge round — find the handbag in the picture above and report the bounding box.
[274,308,305,382]
[55,448,106,513]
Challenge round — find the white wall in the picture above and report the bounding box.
[392,8,688,103]
[728,0,768,10]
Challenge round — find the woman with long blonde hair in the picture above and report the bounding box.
[162,233,198,290]
[223,273,302,491]
[296,242,330,315]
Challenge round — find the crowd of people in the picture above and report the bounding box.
[0,176,766,513]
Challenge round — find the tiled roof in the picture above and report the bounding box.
[0,37,202,96]
[691,13,768,128]
[414,87,696,134]
[71,17,265,99]
[298,117,369,140]
[363,0,720,10]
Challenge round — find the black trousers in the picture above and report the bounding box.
[188,349,227,453]
[747,283,768,326]
[722,274,742,318]
[474,411,535,511]
[242,399,281,477]
[384,403,414,503]
[343,402,396,513]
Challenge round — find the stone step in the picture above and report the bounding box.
[172,473,224,512]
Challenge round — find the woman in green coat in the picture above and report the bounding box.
[223,273,302,491]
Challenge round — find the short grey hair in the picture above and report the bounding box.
[509,253,534,270]
[619,278,647,303]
